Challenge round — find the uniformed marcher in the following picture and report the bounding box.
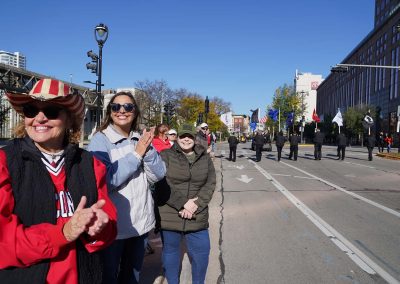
[336,132,347,160]
[313,128,325,160]
[254,131,264,162]
[275,131,285,162]
[227,134,239,162]
[288,132,300,161]
[366,133,375,161]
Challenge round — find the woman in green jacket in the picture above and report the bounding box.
[157,123,216,284]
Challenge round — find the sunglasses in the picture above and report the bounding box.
[201,127,208,130]
[110,103,136,113]
[22,105,63,119]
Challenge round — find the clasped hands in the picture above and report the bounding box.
[63,196,109,242]
[135,127,155,157]
[179,197,198,220]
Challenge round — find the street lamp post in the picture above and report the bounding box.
[86,23,109,128]
[204,96,209,123]
[298,91,307,144]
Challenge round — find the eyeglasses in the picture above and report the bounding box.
[110,103,136,113]
[201,127,208,130]
[22,105,63,119]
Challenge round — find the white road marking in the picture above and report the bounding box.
[236,174,253,183]
[344,161,376,169]
[281,161,400,218]
[250,160,399,284]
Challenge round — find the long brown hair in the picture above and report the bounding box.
[98,92,140,133]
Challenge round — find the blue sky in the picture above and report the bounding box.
[2,0,375,117]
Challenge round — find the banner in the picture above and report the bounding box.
[268,109,279,122]
[332,109,343,126]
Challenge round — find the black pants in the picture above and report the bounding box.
[276,146,283,161]
[289,145,298,160]
[337,146,346,160]
[229,146,237,161]
[367,146,374,161]
[314,143,322,160]
[378,144,384,153]
[255,144,263,161]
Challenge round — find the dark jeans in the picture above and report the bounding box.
[161,229,210,284]
[337,146,346,160]
[101,234,148,284]
[367,146,374,161]
[276,146,283,161]
[314,143,322,160]
[289,145,298,160]
[229,146,237,161]
[255,144,263,161]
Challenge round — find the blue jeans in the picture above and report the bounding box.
[161,229,210,284]
[101,234,148,284]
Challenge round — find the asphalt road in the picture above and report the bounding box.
[141,142,400,284]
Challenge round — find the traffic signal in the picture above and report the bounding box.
[86,50,98,74]
[164,102,175,124]
[331,66,348,73]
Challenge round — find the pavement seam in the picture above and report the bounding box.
[217,157,226,284]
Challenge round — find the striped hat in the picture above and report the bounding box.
[6,78,85,125]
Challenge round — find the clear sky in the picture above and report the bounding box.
[2,0,375,117]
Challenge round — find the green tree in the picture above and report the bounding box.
[343,105,375,145]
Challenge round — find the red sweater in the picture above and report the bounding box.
[0,150,117,284]
[152,136,172,153]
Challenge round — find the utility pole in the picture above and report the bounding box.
[298,91,307,144]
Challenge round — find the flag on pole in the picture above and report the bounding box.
[312,108,320,123]
[250,109,259,123]
[268,109,279,121]
[286,112,294,126]
[259,116,268,124]
[332,109,343,126]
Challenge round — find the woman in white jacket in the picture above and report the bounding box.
[88,91,166,284]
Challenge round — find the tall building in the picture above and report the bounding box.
[294,70,324,122]
[0,50,26,69]
[317,0,400,136]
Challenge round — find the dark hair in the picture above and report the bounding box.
[154,123,169,136]
[98,92,140,133]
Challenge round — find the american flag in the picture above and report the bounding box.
[259,116,268,124]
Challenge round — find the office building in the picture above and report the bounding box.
[0,50,26,69]
[317,0,400,136]
[294,70,324,122]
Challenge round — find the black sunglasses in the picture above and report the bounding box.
[201,127,208,130]
[22,105,63,119]
[110,103,136,113]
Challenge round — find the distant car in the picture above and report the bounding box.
[251,135,272,151]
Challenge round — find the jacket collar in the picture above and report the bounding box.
[103,124,140,144]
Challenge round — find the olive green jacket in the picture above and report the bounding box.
[157,144,216,232]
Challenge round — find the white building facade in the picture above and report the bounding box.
[0,51,26,69]
[294,70,324,122]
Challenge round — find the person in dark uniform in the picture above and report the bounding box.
[254,131,264,162]
[336,132,347,160]
[289,132,300,161]
[377,132,385,153]
[275,131,285,162]
[313,128,325,160]
[366,133,375,161]
[227,134,239,162]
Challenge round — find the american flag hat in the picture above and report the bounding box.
[6,78,85,124]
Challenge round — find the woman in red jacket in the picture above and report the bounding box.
[0,78,117,284]
[152,123,172,153]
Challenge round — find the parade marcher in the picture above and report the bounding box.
[336,132,347,160]
[377,132,385,153]
[87,91,166,284]
[366,133,375,161]
[152,123,171,153]
[227,134,239,162]
[384,133,392,153]
[313,128,325,160]
[288,131,300,161]
[275,131,285,162]
[195,122,209,150]
[1,78,117,284]
[254,131,265,162]
[167,129,177,146]
[156,123,216,284]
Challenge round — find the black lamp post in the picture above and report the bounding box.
[204,96,209,123]
[86,23,109,127]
